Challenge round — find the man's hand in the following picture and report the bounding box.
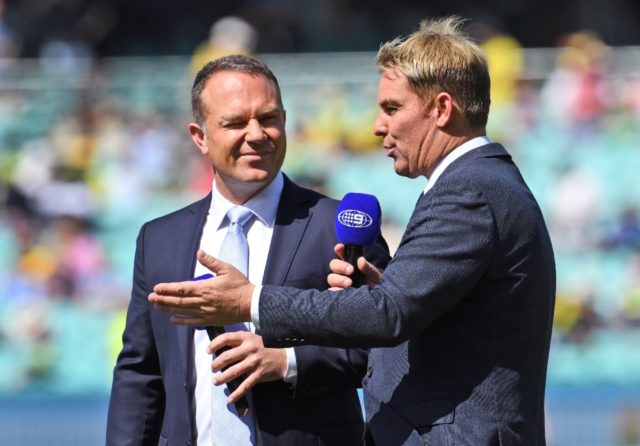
[148,250,254,326]
[208,331,287,404]
[328,243,382,290]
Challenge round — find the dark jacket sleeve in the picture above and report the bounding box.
[259,182,494,349]
[106,224,164,446]
[290,235,390,396]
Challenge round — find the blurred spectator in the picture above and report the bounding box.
[540,31,614,135]
[33,164,97,219]
[553,290,601,345]
[475,20,524,141]
[48,215,107,300]
[129,111,180,189]
[548,166,601,252]
[10,214,108,302]
[190,16,257,75]
[39,38,94,77]
[605,207,640,250]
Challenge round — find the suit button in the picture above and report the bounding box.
[366,367,373,377]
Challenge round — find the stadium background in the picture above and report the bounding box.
[1,1,640,444]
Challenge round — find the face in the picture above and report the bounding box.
[374,68,438,178]
[189,71,286,201]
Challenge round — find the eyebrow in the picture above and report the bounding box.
[379,99,401,108]
[218,107,282,125]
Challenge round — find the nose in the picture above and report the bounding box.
[373,111,387,137]
[245,119,266,143]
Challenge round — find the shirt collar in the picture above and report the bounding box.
[209,172,284,230]
[423,136,491,194]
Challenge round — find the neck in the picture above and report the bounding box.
[423,123,487,178]
[215,177,270,205]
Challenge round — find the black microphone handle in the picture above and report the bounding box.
[343,244,365,287]
[205,326,250,417]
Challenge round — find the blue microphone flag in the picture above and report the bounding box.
[335,192,382,246]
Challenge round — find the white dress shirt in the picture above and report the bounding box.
[250,136,492,329]
[194,172,296,445]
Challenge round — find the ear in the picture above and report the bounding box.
[433,92,454,128]
[188,122,208,155]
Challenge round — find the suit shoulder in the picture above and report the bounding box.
[142,195,210,231]
[287,181,339,211]
[439,146,526,195]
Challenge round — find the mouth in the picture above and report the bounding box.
[384,145,396,157]
[239,151,272,159]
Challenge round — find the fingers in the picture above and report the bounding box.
[148,293,206,309]
[329,258,354,276]
[327,255,382,290]
[198,249,228,274]
[170,315,208,326]
[211,359,255,404]
[328,254,355,289]
[209,333,260,404]
[227,374,259,404]
[208,331,247,356]
[216,349,285,403]
[327,272,352,289]
[152,280,204,297]
[214,357,249,384]
[333,243,346,260]
[208,333,286,404]
[357,257,383,284]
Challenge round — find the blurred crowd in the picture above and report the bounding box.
[0,19,640,396]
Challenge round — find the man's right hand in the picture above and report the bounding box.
[327,243,382,290]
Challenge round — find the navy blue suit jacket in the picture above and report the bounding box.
[259,144,556,445]
[106,176,390,446]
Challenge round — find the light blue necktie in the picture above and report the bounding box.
[210,205,257,445]
[219,206,254,276]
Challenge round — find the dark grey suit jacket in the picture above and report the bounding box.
[259,144,556,445]
[106,176,390,446]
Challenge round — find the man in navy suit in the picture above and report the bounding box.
[106,55,389,445]
[150,17,556,445]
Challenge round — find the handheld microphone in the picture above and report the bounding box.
[192,273,250,417]
[334,193,382,286]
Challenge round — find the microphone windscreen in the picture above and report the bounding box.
[335,192,382,246]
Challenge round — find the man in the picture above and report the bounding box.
[107,55,389,446]
[150,17,556,445]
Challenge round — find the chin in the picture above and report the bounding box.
[393,163,410,178]
[242,169,275,184]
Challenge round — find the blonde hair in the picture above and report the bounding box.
[376,16,490,127]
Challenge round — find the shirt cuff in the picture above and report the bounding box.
[250,284,262,331]
[283,347,298,384]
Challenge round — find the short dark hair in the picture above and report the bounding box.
[191,54,283,127]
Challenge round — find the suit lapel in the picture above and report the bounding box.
[175,194,212,378]
[262,176,313,286]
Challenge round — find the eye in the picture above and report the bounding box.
[222,121,245,130]
[380,102,399,116]
[258,113,280,125]
[383,105,398,115]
